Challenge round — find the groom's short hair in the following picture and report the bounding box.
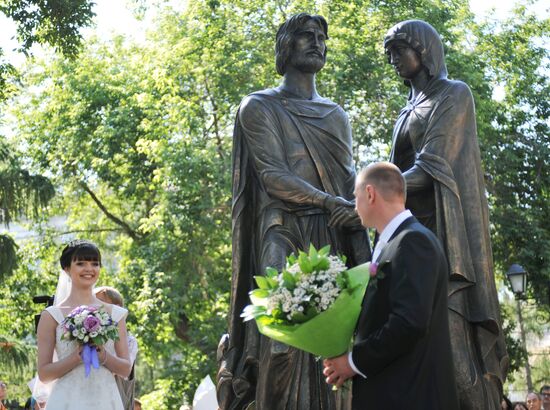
[359,162,406,201]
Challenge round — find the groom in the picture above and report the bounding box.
[323,162,459,409]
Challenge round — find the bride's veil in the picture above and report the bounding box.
[33,270,71,402]
[53,270,72,306]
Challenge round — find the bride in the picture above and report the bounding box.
[37,240,132,409]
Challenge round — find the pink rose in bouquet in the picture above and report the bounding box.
[83,316,101,333]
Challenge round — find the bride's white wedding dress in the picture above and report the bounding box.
[44,305,127,410]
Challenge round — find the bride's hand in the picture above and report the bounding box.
[70,345,83,365]
[96,345,108,365]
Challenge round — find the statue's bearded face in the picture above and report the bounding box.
[288,19,326,74]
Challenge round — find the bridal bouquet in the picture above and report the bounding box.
[242,245,370,358]
[62,305,119,377]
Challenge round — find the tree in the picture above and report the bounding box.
[0,0,95,277]
[0,237,58,402]
[10,32,234,405]
[0,335,35,372]
[0,139,54,278]
[475,5,550,311]
[4,0,548,405]
[0,0,94,57]
[0,3,95,401]
[500,291,550,397]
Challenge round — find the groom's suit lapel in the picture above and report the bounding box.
[359,217,418,319]
[377,216,416,260]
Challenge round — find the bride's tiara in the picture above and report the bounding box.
[65,239,91,248]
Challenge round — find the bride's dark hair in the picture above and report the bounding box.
[59,240,102,269]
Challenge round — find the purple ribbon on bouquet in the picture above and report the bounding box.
[81,343,100,377]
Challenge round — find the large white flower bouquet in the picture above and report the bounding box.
[242,245,370,358]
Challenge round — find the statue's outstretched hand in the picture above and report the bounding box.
[328,205,362,229]
[324,196,353,212]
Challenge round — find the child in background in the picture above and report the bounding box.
[95,286,138,410]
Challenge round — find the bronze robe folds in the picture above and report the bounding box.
[386,20,508,409]
[390,78,509,408]
[218,88,369,410]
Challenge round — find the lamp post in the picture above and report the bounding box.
[507,264,527,295]
[506,264,533,392]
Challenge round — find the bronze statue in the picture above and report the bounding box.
[383,20,509,409]
[217,13,370,410]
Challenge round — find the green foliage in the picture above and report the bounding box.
[0,0,548,405]
[500,299,529,374]
[0,0,95,56]
[500,292,550,396]
[0,139,55,226]
[0,334,35,373]
[0,335,36,405]
[0,0,93,280]
[0,136,54,278]
[0,0,95,119]
[0,238,59,403]
[0,234,17,276]
[138,378,174,410]
[531,353,550,389]
[0,54,17,101]
[475,7,550,310]
[254,276,271,291]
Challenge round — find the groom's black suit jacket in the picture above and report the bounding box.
[351,216,459,409]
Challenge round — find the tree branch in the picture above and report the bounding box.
[80,182,141,240]
[56,228,124,236]
[203,78,226,161]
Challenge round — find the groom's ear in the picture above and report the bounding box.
[366,185,376,203]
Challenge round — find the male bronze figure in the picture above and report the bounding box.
[217,13,370,410]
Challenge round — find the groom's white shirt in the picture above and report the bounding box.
[348,209,413,378]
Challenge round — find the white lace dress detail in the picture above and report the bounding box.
[44,305,127,410]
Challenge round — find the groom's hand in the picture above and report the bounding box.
[323,354,356,388]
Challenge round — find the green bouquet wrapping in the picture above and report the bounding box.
[241,245,370,358]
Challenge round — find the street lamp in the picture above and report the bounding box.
[506,264,527,296]
[505,263,533,391]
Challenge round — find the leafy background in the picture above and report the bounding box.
[0,0,548,407]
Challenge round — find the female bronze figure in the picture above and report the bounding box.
[384,20,508,410]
